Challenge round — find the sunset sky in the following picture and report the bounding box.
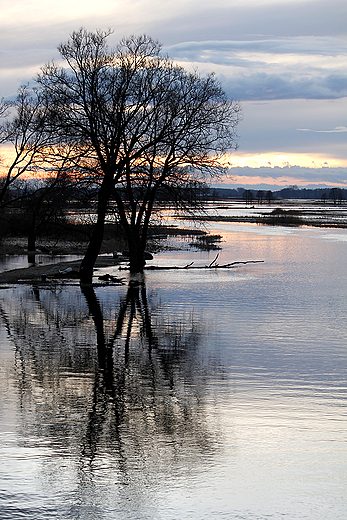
[1,0,346,189]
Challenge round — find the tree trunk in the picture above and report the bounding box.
[28,212,36,254]
[128,234,146,273]
[79,177,111,284]
[127,200,154,273]
[79,216,106,283]
[113,191,148,274]
[28,231,36,252]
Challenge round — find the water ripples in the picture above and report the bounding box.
[0,222,347,519]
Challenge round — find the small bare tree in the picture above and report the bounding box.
[0,87,51,209]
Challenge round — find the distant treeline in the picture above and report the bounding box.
[204,186,346,203]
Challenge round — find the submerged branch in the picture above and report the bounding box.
[144,259,264,271]
[208,253,219,267]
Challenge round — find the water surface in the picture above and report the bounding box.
[0,221,346,519]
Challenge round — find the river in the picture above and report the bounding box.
[0,216,346,519]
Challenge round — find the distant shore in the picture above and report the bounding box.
[179,203,347,228]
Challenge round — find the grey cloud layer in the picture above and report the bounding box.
[221,72,347,101]
[166,38,347,59]
[164,37,347,100]
[1,0,346,171]
[3,37,344,101]
[152,0,346,43]
[298,126,347,133]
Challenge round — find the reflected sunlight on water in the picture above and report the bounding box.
[0,220,346,520]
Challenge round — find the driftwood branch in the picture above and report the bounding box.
[144,257,264,271]
[209,253,219,267]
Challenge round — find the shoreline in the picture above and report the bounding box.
[0,225,207,285]
[0,254,121,285]
[1,213,347,285]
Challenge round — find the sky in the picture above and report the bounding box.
[1,0,346,189]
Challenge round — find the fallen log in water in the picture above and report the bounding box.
[143,253,264,270]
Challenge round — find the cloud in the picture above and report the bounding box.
[1,0,346,102]
[298,126,347,133]
[235,97,347,163]
[164,36,347,100]
[0,0,345,176]
[152,0,347,44]
[221,73,347,100]
[0,48,62,98]
[230,165,346,180]
[165,37,347,62]
[217,165,347,188]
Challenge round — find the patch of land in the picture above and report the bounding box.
[0,225,214,285]
[1,205,347,286]
[185,206,347,228]
[0,255,120,285]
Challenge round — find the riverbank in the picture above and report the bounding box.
[2,202,347,285]
[0,225,215,285]
[0,255,120,285]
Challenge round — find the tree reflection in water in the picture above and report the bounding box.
[80,278,212,477]
[0,278,219,511]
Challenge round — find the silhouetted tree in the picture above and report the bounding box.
[243,189,253,204]
[329,187,343,205]
[34,28,241,281]
[0,87,50,209]
[266,190,273,204]
[256,190,265,204]
[19,175,72,253]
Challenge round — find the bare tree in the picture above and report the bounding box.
[0,87,51,209]
[1,89,83,247]
[243,189,253,204]
[34,28,241,281]
[266,190,273,204]
[256,190,265,204]
[329,187,343,205]
[17,174,75,253]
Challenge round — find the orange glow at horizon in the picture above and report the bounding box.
[223,152,347,169]
[216,152,347,187]
[2,140,347,187]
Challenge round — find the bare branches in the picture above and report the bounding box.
[6,27,241,279]
[144,258,264,271]
[0,87,52,207]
